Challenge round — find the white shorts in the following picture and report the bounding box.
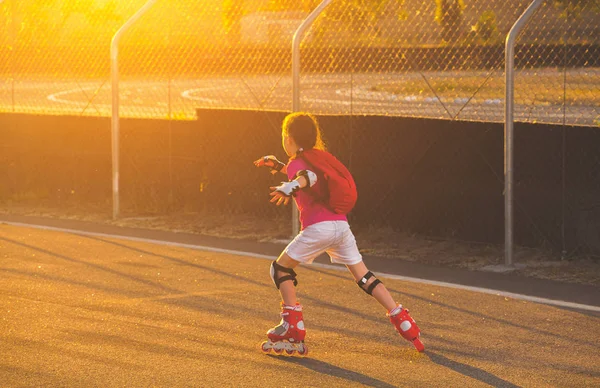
[284,221,363,265]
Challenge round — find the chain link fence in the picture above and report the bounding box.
[0,0,598,125]
[1,0,599,255]
[0,1,138,116]
[302,0,599,125]
[0,0,300,119]
[515,0,600,126]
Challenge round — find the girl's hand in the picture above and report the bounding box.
[269,181,300,206]
[253,155,276,168]
[269,190,291,206]
[254,155,286,175]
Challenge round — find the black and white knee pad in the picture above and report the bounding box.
[270,261,298,289]
[357,271,382,295]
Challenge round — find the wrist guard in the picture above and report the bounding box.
[274,180,301,197]
[260,156,285,173]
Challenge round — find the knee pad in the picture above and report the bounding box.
[270,261,298,289]
[357,271,382,295]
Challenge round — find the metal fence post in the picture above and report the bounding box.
[505,0,544,266]
[291,0,332,236]
[111,0,157,220]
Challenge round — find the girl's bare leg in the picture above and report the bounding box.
[347,261,397,311]
[274,252,301,306]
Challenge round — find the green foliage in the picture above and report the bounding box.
[435,0,464,25]
[344,0,406,23]
[325,0,406,35]
[435,0,465,42]
[554,0,600,18]
[470,10,500,44]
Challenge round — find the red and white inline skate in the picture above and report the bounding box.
[260,303,308,357]
[388,305,425,352]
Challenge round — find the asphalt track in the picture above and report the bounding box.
[1,220,599,387]
[1,70,598,125]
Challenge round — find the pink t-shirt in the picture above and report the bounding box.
[287,158,347,230]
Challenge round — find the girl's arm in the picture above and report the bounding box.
[269,170,317,206]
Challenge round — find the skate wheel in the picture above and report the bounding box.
[296,345,308,358]
[272,346,284,355]
[284,348,296,356]
[412,338,425,352]
[260,341,272,353]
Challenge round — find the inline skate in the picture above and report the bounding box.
[388,305,424,352]
[260,303,308,357]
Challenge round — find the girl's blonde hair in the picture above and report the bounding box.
[282,112,326,152]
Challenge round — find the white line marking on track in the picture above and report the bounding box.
[180,87,222,103]
[47,87,98,105]
[2,220,599,313]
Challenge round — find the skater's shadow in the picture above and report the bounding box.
[427,351,520,388]
[305,266,599,349]
[275,357,397,388]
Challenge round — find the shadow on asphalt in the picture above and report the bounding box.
[0,236,181,295]
[388,287,600,350]
[557,305,600,318]
[80,235,271,289]
[86,236,412,344]
[427,351,520,388]
[275,356,398,388]
[67,236,600,350]
[305,266,600,349]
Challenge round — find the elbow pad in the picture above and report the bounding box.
[296,170,318,187]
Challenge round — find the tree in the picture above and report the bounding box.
[435,0,465,43]
[326,0,406,35]
[469,10,500,44]
[553,0,599,18]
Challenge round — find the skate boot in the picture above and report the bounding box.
[260,303,308,357]
[388,305,424,352]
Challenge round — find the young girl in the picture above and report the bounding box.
[254,112,424,357]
